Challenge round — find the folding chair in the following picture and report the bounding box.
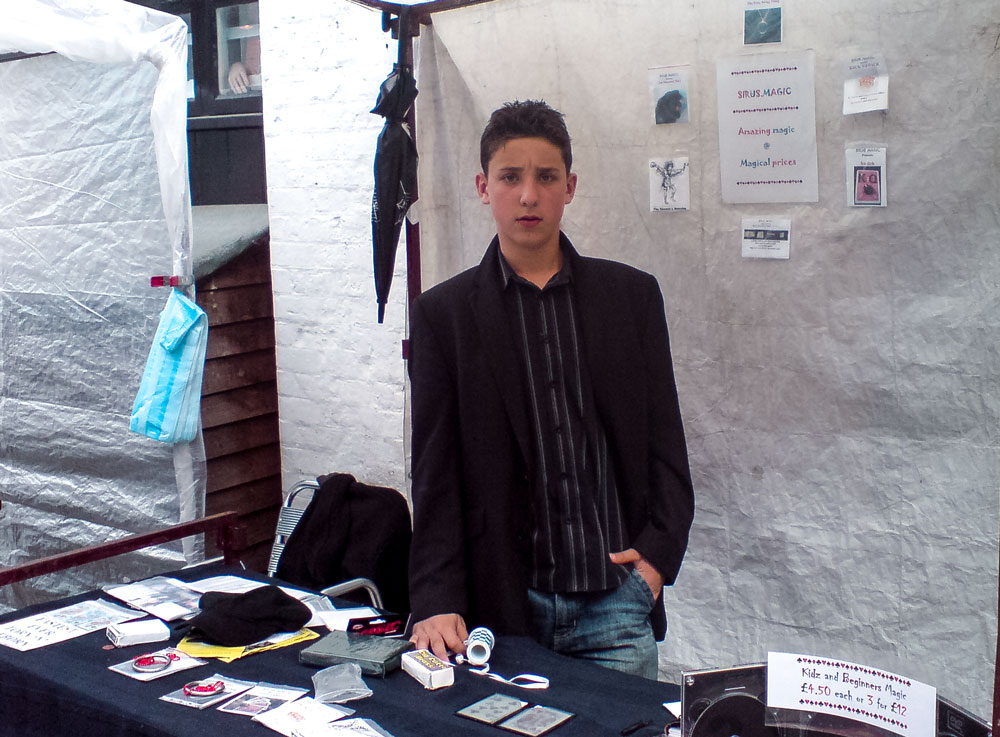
[266,479,317,578]
[267,477,402,611]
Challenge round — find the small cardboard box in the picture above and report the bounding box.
[401,649,454,690]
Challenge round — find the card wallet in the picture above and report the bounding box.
[298,631,414,677]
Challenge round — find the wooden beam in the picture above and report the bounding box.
[201,382,279,428]
[0,512,246,587]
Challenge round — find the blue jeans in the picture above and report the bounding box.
[527,568,660,679]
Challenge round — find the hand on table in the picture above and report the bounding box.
[410,613,468,663]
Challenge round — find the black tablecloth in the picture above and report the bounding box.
[0,567,678,737]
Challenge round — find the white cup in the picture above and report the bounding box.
[465,626,495,666]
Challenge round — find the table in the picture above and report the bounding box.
[0,567,679,737]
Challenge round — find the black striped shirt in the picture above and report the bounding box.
[499,249,628,594]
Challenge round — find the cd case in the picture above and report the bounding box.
[298,631,413,677]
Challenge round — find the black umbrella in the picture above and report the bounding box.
[371,63,418,323]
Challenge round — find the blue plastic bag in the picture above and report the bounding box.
[130,288,208,443]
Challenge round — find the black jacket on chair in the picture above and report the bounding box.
[276,473,412,614]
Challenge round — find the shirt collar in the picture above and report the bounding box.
[497,243,573,291]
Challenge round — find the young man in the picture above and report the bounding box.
[407,100,694,678]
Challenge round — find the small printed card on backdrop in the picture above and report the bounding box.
[648,65,691,125]
[744,0,782,45]
[846,145,887,207]
[741,217,790,259]
[649,157,690,211]
[843,54,888,114]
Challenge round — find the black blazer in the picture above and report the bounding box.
[407,234,694,640]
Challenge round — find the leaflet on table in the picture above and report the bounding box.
[217,682,310,716]
[319,607,381,631]
[0,599,143,651]
[103,576,202,620]
[186,575,315,600]
[160,673,255,709]
[292,717,395,737]
[185,575,267,594]
[108,646,207,681]
[252,696,354,736]
[177,627,319,663]
[185,575,338,628]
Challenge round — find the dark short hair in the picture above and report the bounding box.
[480,100,573,175]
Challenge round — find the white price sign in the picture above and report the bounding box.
[767,652,935,737]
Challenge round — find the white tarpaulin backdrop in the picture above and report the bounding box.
[0,0,201,611]
[414,0,999,716]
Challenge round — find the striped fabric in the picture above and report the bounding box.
[130,288,208,444]
[499,251,628,594]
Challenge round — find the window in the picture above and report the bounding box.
[133,0,264,118]
[215,3,262,99]
[182,12,195,99]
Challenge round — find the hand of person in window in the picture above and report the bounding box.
[228,61,249,94]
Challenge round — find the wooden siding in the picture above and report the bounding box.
[197,234,281,571]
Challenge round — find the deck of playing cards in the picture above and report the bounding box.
[401,649,454,689]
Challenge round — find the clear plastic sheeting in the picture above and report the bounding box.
[415,0,999,717]
[1,0,194,277]
[0,1,202,612]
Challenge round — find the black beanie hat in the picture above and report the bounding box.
[188,585,311,647]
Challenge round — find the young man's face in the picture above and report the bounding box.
[475,136,577,257]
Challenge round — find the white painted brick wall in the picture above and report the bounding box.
[259,0,408,494]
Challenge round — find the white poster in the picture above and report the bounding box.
[717,50,818,203]
[846,144,887,207]
[767,652,936,737]
[742,217,790,259]
[649,157,690,211]
[843,54,888,114]
[648,65,691,124]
